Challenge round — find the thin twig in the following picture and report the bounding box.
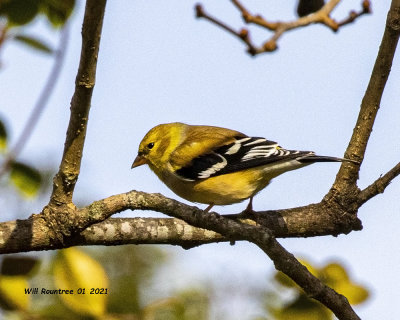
[337,0,372,27]
[231,0,278,30]
[358,162,400,205]
[195,4,259,55]
[196,0,371,55]
[0,25,70,177]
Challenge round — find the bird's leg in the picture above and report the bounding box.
[241,197,254,215]
[204,203,214,212]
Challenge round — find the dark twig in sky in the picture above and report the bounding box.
[196,0,371,55]
[337,0,372,27]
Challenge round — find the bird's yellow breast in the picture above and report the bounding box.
[152,166,272,205]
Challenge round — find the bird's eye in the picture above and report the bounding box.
[147,142,155,149]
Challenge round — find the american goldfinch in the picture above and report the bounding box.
[132,123,357,212]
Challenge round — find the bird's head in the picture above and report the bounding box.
[131,122,186,170]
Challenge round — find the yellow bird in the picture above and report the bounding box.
[132,123,356,212]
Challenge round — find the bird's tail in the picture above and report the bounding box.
[297,154,359,164]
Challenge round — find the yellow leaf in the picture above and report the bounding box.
[276,306,332,320]
[320,262,369,305]
[274,294,332,320]
[53,248,109,317]
[320,262,349,286]
[275,258,318,288]
[0,276,30,311]
[298,258,319,277]
[335,282,369,305]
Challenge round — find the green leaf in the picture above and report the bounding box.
[0,0,40,26]
[40,0,75,27]
[53,248,109,317]
[10,161,42,198]
[14,34,53,54]
[1,256,39,276]
[0,118,7,151]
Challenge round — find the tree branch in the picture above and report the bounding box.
[0,216,224,254]
[0,190,362,253]
[328,0,400,200]
[49,0,107,206]
[120,193,359,319]
[39,0,107,246]
[1,190,359,318]
[357,162,400,205]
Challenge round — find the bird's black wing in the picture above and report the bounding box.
[175,136,314,181]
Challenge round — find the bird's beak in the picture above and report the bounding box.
[131,154,147,168]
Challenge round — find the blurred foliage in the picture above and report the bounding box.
[0,2,75,199]
[0,0,74,56]
[0,0,75,27]
[0,249,369,319]
[13,34,53,54]
[0,256,40,312]
[9,161,42,198]
[0,117,45,198]
[0,0,74,196]
[142,289,209,320]
[0,118,7,151]
[1,256,39,276]
[91,246,166,314]
[53,248,109,317]
[0,275,31,311]
[266,258,369,320]
[0,246,210,320]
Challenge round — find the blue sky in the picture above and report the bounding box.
[1,1,399,319]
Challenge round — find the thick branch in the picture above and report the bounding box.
[0,191,362,253]
[330,0,400,198]
[50,0,107,205]
[0,216,224,253]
